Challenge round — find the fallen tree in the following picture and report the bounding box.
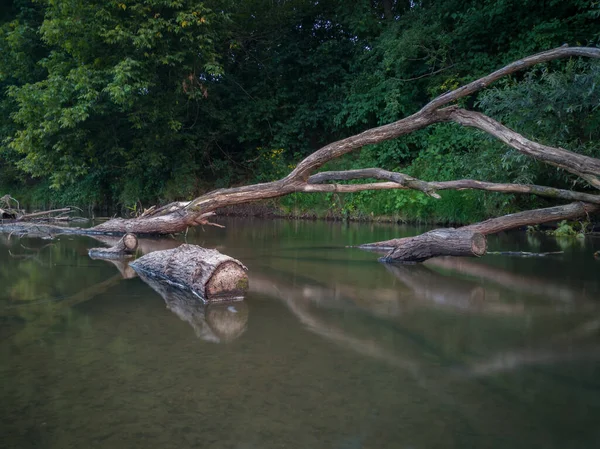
[2,46,600,262]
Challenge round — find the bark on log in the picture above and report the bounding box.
[374,229,487,263]
[88,233,138,259]
[130,244,249,302]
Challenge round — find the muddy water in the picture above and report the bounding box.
[1,218,599,449]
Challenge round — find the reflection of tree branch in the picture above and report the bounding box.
[5,274,123,346]
[250,275,418,373]
[8,250,43,265]
[461,345,600,377]
[251,272,600,379]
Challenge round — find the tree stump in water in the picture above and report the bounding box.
[130,244,249,302]
[88,233,138,259]
[375,229,487,263]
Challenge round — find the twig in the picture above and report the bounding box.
[17,208,71,221]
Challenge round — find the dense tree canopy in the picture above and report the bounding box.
[1,0,599,222]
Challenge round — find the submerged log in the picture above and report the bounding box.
[371,229,487,263]
[130,244,249,302]
[88,233,138,259]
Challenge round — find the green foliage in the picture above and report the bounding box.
[1,0,599,224]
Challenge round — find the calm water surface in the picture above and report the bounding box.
[1,218,599,449]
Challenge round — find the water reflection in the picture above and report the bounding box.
[138,273,248,343]
[250,262,600,379]
[425,257,595,304]
[2,220,600,449]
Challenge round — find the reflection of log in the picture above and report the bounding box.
[253,273,600,378]
[88,233,138,259]
[425,257,593,303]
[92,258,137,279]
[385,264,498,311]
[130,244,248,302]
[373,229,487,263]
[138,273,248,342]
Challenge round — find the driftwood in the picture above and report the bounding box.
[88,233,138,259]
[130,244,249,302]
[2,47,600,262]
[370,228,487,263]
[487,251,563,257]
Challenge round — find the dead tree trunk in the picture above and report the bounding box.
[130,245,249,302]
[88,233,138,259]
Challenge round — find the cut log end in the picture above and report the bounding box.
[471,232,487,256]
[88,232,139,259]
[122,233,138,251]
[205,261,249,301]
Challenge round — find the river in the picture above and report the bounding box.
[1,218,599,449]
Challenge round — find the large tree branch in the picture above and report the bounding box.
[184,46,600,214]
[422,46,600,112]
[282,47,600,182]
[306,168,600,204]
[447,108,600,188]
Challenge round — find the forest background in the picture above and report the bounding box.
[1,0,599,224]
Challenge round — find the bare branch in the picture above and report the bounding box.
[185,46,600,214]
[17,208,72,221]
[308,169,441,198]
[422,46,600,113]
[307,168,600,204]
[447,108,600,188]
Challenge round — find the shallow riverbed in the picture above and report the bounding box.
[1,218,599,449]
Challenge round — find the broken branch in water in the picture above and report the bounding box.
[486,251,564,257]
